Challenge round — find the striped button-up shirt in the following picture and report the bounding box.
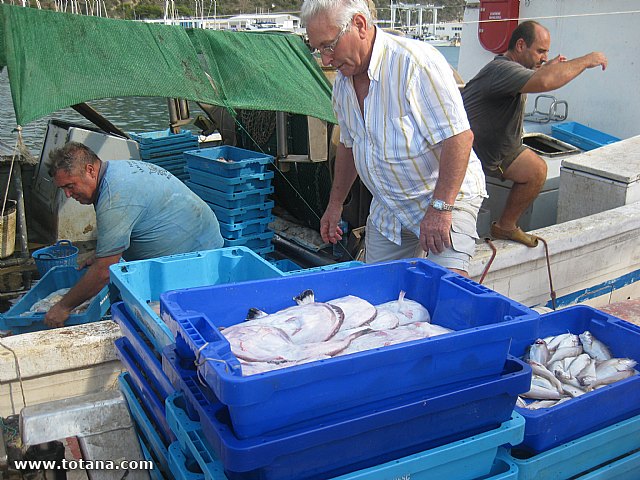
[333,28,486,245]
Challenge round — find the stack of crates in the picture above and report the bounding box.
[129,129,199,182]
[154,259,539,479]
[183,146,275,257]
[109,247,288,478]
[499,305,640,479]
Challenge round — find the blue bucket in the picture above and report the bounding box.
[32,240,79,276]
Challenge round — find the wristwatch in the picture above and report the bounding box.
[430,198,455,211]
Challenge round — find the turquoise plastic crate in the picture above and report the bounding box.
[118,373,171,477]
[222,231,274,250]
[184,146,273,178]
[187,168,274,194]
[208,200,274,224]
[218,215,273,240]
[575,448,640,480]
[187,182,274,210]
[0,265,110,333]
[162,259,538,439]
[108,248,284,352]
[501,412,640,480]
[165,387,524,480]
[130,129,197,146]
[551,122,621,151]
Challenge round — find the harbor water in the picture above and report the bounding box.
[0,46,460,155]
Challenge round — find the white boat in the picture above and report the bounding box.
[457,0,640,311]
[423,35,450,46]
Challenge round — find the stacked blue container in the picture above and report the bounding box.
[129,129,199,182]
[157,259,538,479]
[183,146,276,257]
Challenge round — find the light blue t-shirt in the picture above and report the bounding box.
[94,160,223,260]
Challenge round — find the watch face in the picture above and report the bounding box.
[433,199,445,210]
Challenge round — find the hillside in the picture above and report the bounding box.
[32,0,465,22]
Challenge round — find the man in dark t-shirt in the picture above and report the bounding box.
[462,21,607,247]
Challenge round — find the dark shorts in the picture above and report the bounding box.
[481,145,529,180]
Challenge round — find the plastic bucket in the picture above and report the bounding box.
[32,240,79,276]
[0,199,16,259]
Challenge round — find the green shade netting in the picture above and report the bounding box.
[187,28,335,123]
[0,5,335,126]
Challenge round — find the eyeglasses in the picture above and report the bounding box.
[312,18,352,56]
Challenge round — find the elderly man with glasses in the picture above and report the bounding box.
[301,0,486,276]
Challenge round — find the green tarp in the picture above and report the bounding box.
[0,4,335,126]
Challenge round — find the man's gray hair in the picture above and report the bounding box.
[300,0,373,28]
[48,142,101,178]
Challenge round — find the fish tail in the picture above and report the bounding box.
[294,289,315,305]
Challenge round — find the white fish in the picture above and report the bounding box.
[340,322,432,355]
[525,400,561,410]
[527,338,550,365]
[579,331,613,361]
[246,290,344,344]
[223,324,294,363]
[522,384,565,400]
[26,288,92,314]
[548,346,583,364]
[577,358,597,387]
[367,309,400,331]
[562,384,586,398]
[531,374,556,391]
[558,334,581,349]
[528,360,564,394]
[329,295,377,330]
[544,332,573,352]
[568,353,592,378]
[588,370,636,390]
[595,358,637,378]
[516,396,528,408]
[376,291,431,325]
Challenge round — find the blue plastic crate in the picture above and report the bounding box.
[130,129,197,146]
[269,258,303,272]
[509,305,640,454]
[500,412,640,480]
[161,259,538,439]
[187,168,274,194]
[218,216,273,240]
[138,142,198,159]
[118,372,171,477]
[108,248,285,352]
[164,375,526,480]
[208,200,274,225]
[139,436,169,480]
[0,266,110,333]
[575,448,640,480]
[115,337,175,445]
[222,231,274,250]
[187,182,273,210]
[112,302,174,396]
[476,458,519,480]
[184,146,273,178]
[251,244,275,257]
[284,260,365,276]
[551,122,621,151]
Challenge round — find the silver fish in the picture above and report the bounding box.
[528,360,564,394]
[558,334,581,349]
[562,384,586,398]
[579,331,613,361]
[376,291,431,325]
[525,400,561,410]
[531,374,556,391]
[577,358,597,387]
[516,396,528,408]
[544,332,573,352]
[548,346,583,364]
[595,358,637,378]
[587,369,636,391]
[522,384,564,400]
[568,353,592,378]
[528,338,550,365]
